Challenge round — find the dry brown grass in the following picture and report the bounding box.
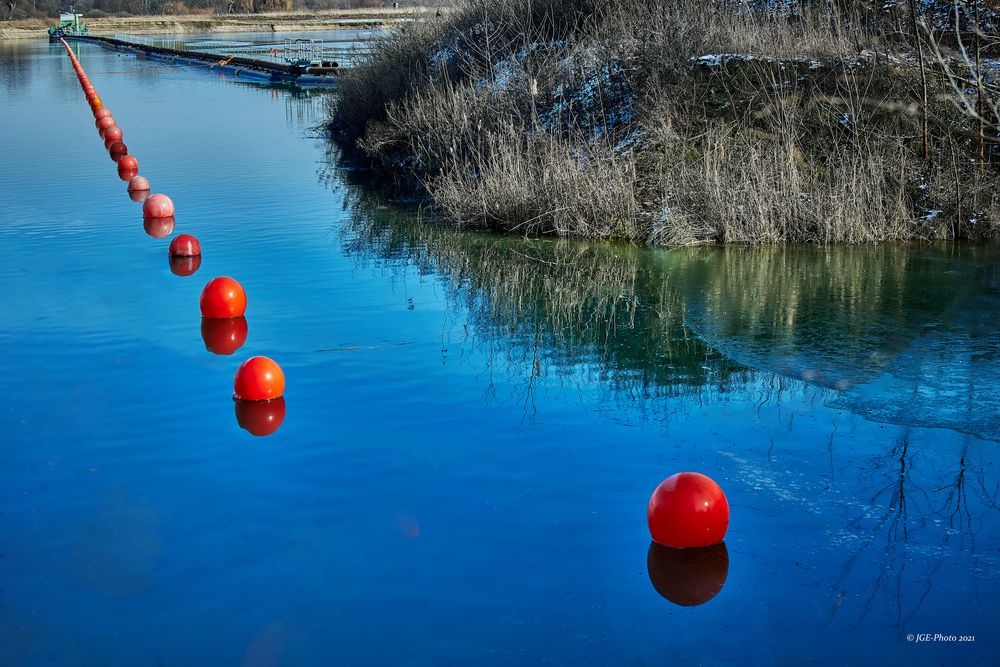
[329,0,1000,244]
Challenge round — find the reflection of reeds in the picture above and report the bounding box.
[330,158,978,400]
[666,244,971,388]
[335,173,747,400]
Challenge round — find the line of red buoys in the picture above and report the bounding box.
[59,37,286,437]
[59,42,735,562]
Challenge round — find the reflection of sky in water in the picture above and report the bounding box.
[0,37,998,667]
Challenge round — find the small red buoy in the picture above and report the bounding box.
[118,155,138,171]
[200,276,246,318]
[109,141,128,162]
[169,234,201,257]
[94,108,112,121]
[96,116,115,131]
[235,397,286,436]
[234,356,285,401]
[127,175,149,192]
[143,216,175,239]
[102,126,123,143]
[648,472,729,548]
[129,188,150,203]
[647,542,729,607]
[118,168,138,183]
[201,316,248,355]
[143,194,175,219]
[169,254,202,277]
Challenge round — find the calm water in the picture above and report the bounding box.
[1,38,999,666]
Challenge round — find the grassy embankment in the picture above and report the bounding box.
[328,0,1000,245]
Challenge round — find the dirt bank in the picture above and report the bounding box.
[0,9,433,40]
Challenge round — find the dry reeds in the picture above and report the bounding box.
[328,0,1000,243]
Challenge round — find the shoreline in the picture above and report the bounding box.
[0,9,432,40]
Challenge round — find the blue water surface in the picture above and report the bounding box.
[1,37,999,666]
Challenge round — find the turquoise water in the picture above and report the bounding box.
[1,37,998,666]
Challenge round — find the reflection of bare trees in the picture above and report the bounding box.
[829,428,998,634]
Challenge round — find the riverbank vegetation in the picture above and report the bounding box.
[328,0,1000,244]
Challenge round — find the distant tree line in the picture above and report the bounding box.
[4,0,436,19]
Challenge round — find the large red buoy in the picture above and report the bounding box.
[235,397,286,436]
[143,194,174,218]
[647,541,729,606]
[648,472,729,548]
[143,216,175,239]
[169,254,202,277]
[200,276,246,318]
[234,356,285,401]
[169,234,201,257]
[117,155,138,171]
[127,175,150,192]
[201,316,248,355]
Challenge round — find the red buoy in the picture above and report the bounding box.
[94,108,112,121]
[102,126,123,143]
[88,96,102,110]
[647,541,729,606]
[200,276,246,319]
[96,116,115,131]
[648,472,729,548]
[109,141,128,162]
[143,216,175,239]
[235,397,286,436]
[117,155,138,171]
[118,168,138,183]
[169,254,202,277]
[169,234,201,257]
[127,175,150,192]
[201,316,248,355]
[143,194,174,219]
[234,356,285,401]
[129,188,150,203]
